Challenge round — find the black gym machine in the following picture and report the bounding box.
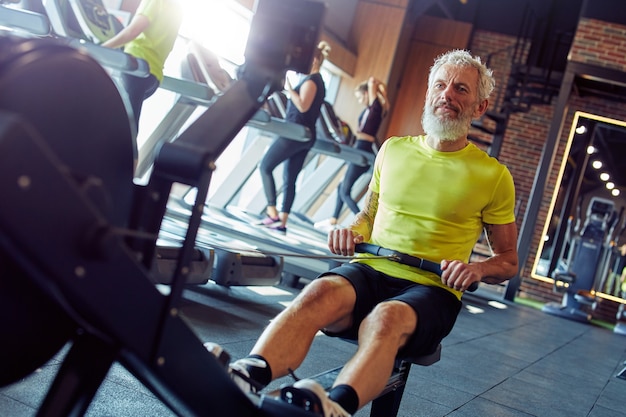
[0,1,328,416]
[542,196,617,322]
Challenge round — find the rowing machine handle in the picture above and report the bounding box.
[353,243,479,292]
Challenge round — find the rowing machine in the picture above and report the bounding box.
[0,1,328,415]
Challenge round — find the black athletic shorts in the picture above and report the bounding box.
[318,262,462,358]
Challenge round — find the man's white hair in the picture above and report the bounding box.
[428,49,495,102]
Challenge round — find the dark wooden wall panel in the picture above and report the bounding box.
[332,1,408,132]
[385,16,472,139]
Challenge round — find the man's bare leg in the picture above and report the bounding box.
[250,275,357,380]
[332,300,418,408]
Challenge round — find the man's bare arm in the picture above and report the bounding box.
[440,222,518,291]
[349,190,378,242]
[328,191,378,256]
[101,14,149,49]
[476,222,519,284]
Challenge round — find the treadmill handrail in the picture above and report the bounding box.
[313,138,340,154]
[160,75,216,106]
[1,2,149,78]
[66,38,150,77]
[0,5,51,37]
[312,138,374,167]
[336,141,376,165]
[246,109,311,142]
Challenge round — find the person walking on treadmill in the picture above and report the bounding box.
[222,49,518,417]
[256,41,331,233]
[315,76,389,232]
[102,0,182,135]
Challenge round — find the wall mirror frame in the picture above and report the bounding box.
[531,111,626,302]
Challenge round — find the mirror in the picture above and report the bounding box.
[532,111,626,299]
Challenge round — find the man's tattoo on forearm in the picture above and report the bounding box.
[365,192,378,218]
[362,193,378,228]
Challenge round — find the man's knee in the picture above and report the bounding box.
[297,275,355,321]
[301,275,353,303]
[361,300,417,338]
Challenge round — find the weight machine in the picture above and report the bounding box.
[543,196,616,322]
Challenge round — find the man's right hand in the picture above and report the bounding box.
[328,228,364,256]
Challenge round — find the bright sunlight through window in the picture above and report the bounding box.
[179,0,251,66]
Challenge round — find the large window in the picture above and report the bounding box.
[137,0,343,195]
[178,0,251,67]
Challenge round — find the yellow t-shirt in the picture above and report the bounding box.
[124,0,182,82]
[354,135,516,299]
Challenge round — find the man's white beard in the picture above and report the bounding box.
[421,106,472,141]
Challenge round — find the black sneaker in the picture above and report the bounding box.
[280,379,351,417]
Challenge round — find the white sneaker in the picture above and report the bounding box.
[280,379,351,417]
[204,343,265,394]
[314,219,337,233]
[228,357,268,394]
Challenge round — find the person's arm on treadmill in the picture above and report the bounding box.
[101,13,149,48]
[369,77,389,115]
[285,77,318,113]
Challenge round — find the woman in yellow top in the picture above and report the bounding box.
[102,0,182,131]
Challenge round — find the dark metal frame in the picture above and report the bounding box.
[0,0,329,415]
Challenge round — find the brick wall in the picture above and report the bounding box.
[469,30,552,275]
[570,18,626,71]
[469,22,626,321]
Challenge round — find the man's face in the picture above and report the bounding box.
[422,64,485,140]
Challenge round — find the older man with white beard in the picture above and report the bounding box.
[221,50,519,417]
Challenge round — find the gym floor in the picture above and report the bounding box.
[1,284,624,417]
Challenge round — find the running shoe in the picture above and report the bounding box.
[254,215,281,227]
[228,357,267,394]
[204,342,266,394]
[280,379,351,417]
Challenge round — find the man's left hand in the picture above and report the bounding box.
[440,260,481,292]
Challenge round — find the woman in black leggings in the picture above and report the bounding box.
[315,77,389,231]
[257,41,331,232]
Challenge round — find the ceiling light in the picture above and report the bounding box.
[612,189,620,197]
[600,172,610,181]
[577,125,588,134]
[606,182,615,190]
[592,160,603,169]
[586,145,596,154]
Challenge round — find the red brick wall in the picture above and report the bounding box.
[469,30,550,277]
[468,21,626,320]
[570,18,626,71]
